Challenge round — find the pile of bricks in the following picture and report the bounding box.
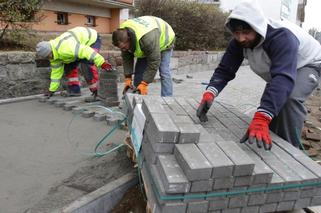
[124,94,321,213]
[98,70,119,107]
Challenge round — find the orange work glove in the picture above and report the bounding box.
[136,81,148,95]
[122,77,133,95]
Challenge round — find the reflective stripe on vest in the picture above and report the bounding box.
[85,27,92,45]
[50,78,60,82]
[68,77,79,82]
[89,52,97,63]
[51,63,63,69]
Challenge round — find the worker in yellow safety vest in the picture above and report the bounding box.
[36,27,112,98]
[112,16,175,96]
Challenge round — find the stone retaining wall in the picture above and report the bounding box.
[0,51,224,99]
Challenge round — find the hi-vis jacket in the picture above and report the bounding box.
[49,27,105,92]
[207,0,321,118]
[120,16,175,58]
[120,16,175,83]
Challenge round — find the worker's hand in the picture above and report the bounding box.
[122,77,133,95]
[90,88,98,98]
[44,90,54,98]
[196,90,215,122]
[101,61,112,71]
[136,81,148,95]
[240,112,272,150]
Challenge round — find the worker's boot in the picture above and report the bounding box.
[61,85,81,97]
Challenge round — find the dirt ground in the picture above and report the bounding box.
[302,87,321,162]
[111,184,147,213]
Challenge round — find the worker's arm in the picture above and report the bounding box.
[139,29,161,83]
[207,39,244,96]
[258,28,299,118]
[49,60,64,92]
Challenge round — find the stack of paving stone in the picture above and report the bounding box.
[124,93,321,213]
[98,69,119,107]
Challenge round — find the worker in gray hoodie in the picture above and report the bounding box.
[197,0,321,150]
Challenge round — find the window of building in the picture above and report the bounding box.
[56,12,68,25]
[86,16,96,27]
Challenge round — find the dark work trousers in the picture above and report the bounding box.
[270,64,321,148]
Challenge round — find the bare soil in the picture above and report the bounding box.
[303,87,321,162]
[111,184,147,213]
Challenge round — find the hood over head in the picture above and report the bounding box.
[225,0,268,39]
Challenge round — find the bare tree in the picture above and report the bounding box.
[0,0,43,40]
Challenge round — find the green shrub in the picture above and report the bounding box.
[135,0,231,50]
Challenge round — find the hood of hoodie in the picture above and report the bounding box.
[225,0,268,40]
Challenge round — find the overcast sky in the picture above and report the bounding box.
[302,0,321,31]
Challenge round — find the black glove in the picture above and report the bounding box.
[44,90,54,98]
[91,89,98,98]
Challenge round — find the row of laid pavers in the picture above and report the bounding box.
[124,93,321,213]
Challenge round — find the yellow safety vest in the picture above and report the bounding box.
[48,27,105,92]
[120,16,175,58]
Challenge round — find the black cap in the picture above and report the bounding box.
[227,18,253,32]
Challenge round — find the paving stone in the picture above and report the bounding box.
[228,195,248,208]
[142,140,158,164]
[247,192,266,206]
[174,144,212,181]
[233,176,252,187]
[186,200,209,213]
[311,196,321,206]
[213,177,234,190]
[150,141,175,153]
[141,96,167,121]
[93,113,107,121]
[163,97,188,116]
[294,197,312,209]
[221,208,241,213]
[265,191,284,203]
[170,115,195,124]
[190,179,213,192]
[233,141,273,184]
[198,143,234,178]
[208,197,228,211]
[240,206,259,213]
[176,123,201,144]
[271,142,319,184]
[276,200,295,211]
[146,113,179,143]
[282,190,300,201]
[259,203,277,213]
[157,155,190,193]
[215,140,255,176]
[148,163,184,205]
[161,202,187,213]
[81,110,95,118]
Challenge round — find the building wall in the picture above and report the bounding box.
[33,10,111,33]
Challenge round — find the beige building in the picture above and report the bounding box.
[33,0,133,34]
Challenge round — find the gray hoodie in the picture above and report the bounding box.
[207,0,321,118]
